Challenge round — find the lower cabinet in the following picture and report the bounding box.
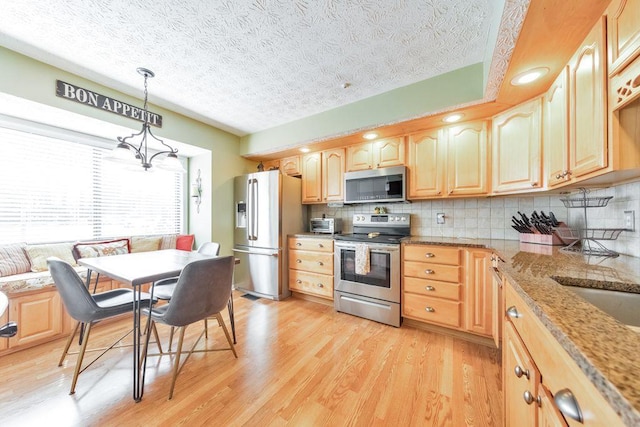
[503,278,624,426]
[288,237,334,301]
[7,288,63,349]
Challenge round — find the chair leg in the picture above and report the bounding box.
[204,318,208,339]
[215,313,237,358]
[168,327,175,352]
[151,322,163,353]
[59,321,81,367]
[168,326,186,400]
[69,322,93,395]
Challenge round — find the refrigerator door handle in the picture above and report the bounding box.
[232,248,279,257]
[246,179,253,241]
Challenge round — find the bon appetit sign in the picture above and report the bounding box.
[55,80,162,127]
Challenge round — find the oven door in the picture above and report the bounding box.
[333,241,400,303]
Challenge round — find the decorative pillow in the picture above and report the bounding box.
[0,243,32,277]
[160,234,178,250]
[176,234,195,251]
[25,242,77,272]
[73,238,130,260]
[130,236,162,253]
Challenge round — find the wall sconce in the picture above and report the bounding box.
[191,169,202,213]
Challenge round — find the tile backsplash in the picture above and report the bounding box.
[309,180,640,257]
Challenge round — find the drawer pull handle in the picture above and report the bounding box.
[522,391,540,406]
[425,286,435,291]
[506,306,520,319]
[296,279,302,284]
[317,283,324,288]
[425,253,435,258]
[318,261,324,266]
[424,269,434,274]
[554,389,583,423]
[296,242,302,246]
[318,244,324,248]
[425,307,435,313]
[514,365,530,379]
[296,259,302,263]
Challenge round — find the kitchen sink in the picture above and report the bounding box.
[551,276,640,327]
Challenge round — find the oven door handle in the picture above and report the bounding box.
[340,295,392,310]
[335,244,399,254]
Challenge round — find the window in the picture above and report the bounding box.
[0,124,184,244]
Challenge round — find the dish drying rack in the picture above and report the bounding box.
[557,188,625,257]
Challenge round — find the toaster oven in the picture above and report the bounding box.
[310,218,342,234]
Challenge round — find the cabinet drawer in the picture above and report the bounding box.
[404,245,460,265]
[403,261,461,283]
[403,294,462,328]
[403,276,461,301]
[289,250,333,275]
[289,238,333,252]
[289,270,333,299]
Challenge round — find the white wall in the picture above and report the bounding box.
[309,179,640,258]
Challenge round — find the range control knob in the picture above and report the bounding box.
[401,216,406,221]
[395,216,400,221]
[389,217,395,221]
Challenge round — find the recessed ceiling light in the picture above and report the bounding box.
[510,67,549,86]
[299,147,310,153]
[363,132,378,140]
[443,113,464,123]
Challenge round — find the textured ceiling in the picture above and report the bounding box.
[0,0,505,136]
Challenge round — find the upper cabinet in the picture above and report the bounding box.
[446,120,490,197]
[544,66,571,188]
[346,137,405,171]
[301,148,345,204]
[280,155,302,176]
[569,17,608,179]
[407,129,445,198]
[261,159,280,172]
[492,98,543,194]
[607,0,640,75]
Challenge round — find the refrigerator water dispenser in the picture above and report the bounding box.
[236,202,247,228]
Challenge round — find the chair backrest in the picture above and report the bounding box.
[161,256,234,327]
[47,257,101,323]
[197,242,220,256]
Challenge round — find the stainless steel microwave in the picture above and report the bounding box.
[343,166,407,204]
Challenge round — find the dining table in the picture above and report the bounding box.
[78,249,219,402]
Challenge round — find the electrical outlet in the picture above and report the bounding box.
[624,210,635,231]
[436,213,445,225]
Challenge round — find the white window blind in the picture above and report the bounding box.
[0,125,184,244]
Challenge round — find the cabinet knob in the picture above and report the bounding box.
[424,307,435,313]
[424,253,435,258]
[514,365,530,379]
[531,182,538,187]
[437,191,442,195]
[555,173,563,179]
[296,259,302,263]
[317,283,324,288]
[522,391,540,406]
[318,261,323,266]
[424,269,435,274]
[296,279,302,284]
[318,243,324,248]
[506,306,520,318]
[296,242,302,246]
[425,286,435,291]
[554,389,583,423]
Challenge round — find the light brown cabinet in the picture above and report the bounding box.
[492,98,543,193]
[544,66,571,188]
[261,159,280,171]
[464,249,493,337]
[446,120,490,196]
[606,0,640,75]
[280,155,302,176]
[7,288,63,349]
[345,137,405,171]
[407,129,445,198]
[288,237,334,300]
[301,148,345,204]
[503,279,624,426]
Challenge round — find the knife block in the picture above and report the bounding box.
[518,223,577,246]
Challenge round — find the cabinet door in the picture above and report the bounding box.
[407,129,445,198]
[607,0,640,74]
[374,137,405,168]
[569,17,608,178]
[504,322,539,427]
[322,148,345,202]
[8,289,62,348]
[544,66,571,187]
[280,155,301,176]
[538,384,569,427]
[301,152,322,203]
[346,142,373,171]
[446,121,489,196]
[464,249,493,337]
[262,159,280,171]
[492,98,542,193]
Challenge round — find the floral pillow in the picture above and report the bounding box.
[0,243,32,277]
[73,238,130,260]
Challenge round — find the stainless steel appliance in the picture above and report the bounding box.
[334,213,410,327]
[233,170,305,300]
[310,217,342,234]
[344,165,407,204]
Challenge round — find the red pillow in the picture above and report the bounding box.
[176,234,195,251]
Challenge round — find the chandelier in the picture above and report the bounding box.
[107,68,185,172]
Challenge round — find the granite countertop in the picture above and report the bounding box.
[407,236,640,425]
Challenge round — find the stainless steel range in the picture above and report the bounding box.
[333,213,410,327]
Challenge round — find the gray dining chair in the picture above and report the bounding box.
[47,257,158,394]
[142,256,237,400]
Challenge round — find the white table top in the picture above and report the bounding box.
[77,249,212,286]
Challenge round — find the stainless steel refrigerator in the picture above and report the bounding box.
[233,170,304,300]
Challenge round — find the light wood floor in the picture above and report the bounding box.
[0,292,502,426]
